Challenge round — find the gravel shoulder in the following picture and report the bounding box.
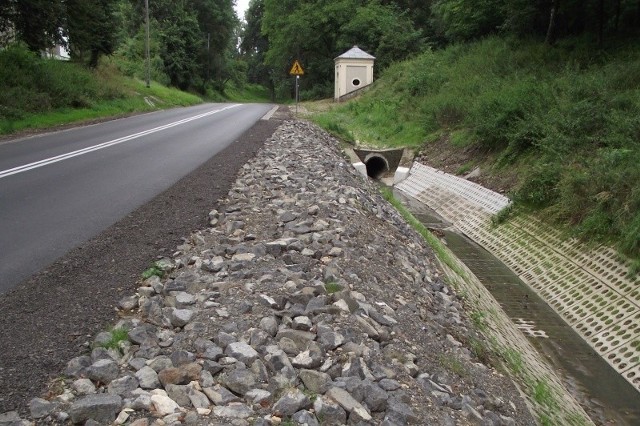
[0,107,290,415]
[1,111,536,426]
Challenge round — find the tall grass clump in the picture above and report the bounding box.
[313,35,640,265]
[0,43,123,122]
[0,43,202,135]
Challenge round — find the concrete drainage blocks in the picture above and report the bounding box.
[396,162,640,394]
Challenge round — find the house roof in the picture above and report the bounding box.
[335,46,375,61]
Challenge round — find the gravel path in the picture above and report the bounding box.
[0,107,290,415]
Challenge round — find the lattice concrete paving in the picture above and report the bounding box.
[396,162,640,393]
[438,240,592,425]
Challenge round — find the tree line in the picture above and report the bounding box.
[1,0,639,97]
[0,0,237,92]
[242,0,640,98]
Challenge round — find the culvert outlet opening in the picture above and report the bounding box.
[365,155,389,179]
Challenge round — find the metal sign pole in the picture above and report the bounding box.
[295,75,299,114]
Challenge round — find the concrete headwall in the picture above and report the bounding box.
[396,162,640,394]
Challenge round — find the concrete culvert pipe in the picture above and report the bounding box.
[365,155,389,179]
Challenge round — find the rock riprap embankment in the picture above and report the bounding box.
[8,120,536,425]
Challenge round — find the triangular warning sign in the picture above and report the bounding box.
[289,60,304,75]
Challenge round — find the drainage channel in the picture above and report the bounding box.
[393,189,640,426]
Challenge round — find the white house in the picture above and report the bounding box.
[334,46,375,101]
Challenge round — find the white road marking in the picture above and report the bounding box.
[0,104,240,180]
[260,105,279,121]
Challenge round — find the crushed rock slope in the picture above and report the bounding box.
[17,120,535,425]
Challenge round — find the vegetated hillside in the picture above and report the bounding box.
[0,44,203,135]
[314,36,640,270]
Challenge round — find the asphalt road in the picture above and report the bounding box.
[0,103,273,294]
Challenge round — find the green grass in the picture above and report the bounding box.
[380,187,466,278]
[0,43,202,135]
[99,327,130,351]
[324,281,343,294]
[439,355,468,377]
[142,264,165,280]
[222,82,272,103]
[470,310,488,331]
[502,348,524,374]
[313,36,640,267]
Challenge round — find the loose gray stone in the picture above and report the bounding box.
[275,329,315,348]
[299,369,333,394]
[165,384,191,407]
[318,331,345,350]
[86,359,119,384]
[264,346,296,380]
[272,389,311,417]
[29,398,57,419]
[148,355,173,372]
[0,411,22,425]
[135,366,160,389]
[245,389,271,404]
[362,380,389,412]
[150,394,180,416]
[170,349,196,367]
[292,316,313,331]
[293,410,319,426]
[73,378,96,395]
[220,369,257,395]
[187,388,211,409]
[216,331,237,348]
[325,387,371,422]
[118,295,139,311]
[65,356,91,378]
[225,341,259,365]
[169,308,195,327]
[384,398,419,424]
[212,404,254,419]
[69,394,122,424]
[313,396,347,425]
[107,375,139,396]
[259,316,278,337]
[203,385,242,405]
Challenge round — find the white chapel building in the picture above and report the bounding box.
[334,46,375,101]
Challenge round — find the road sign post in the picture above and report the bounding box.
[289,60,305,115]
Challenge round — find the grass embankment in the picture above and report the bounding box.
[0,44,271,136]
[314,36,640,269]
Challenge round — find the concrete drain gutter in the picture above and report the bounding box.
[392,162,640,423]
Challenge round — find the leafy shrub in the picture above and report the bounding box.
[0,43,126,120]
[513,163,562,208]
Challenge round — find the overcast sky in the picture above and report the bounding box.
[235,0,250,21]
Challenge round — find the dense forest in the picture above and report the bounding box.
[0,0,238,91]
[3,0,639,98]
[241,0,640,98]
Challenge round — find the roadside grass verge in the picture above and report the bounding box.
[379,187,466,279]
[313,35,640,269]
[222,82,272,103]
[0,44,202,135]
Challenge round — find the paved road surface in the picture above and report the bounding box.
[0,103,273,293]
